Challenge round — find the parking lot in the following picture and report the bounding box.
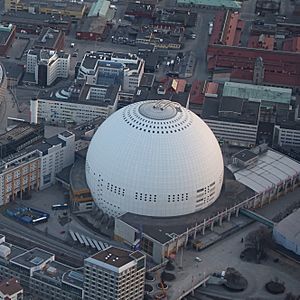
[14,184,115,249]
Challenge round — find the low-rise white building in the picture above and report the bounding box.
[27,49,70,86]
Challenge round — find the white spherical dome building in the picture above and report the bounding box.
[86,100,224,217]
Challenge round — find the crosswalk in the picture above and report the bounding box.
[69,230,110,251]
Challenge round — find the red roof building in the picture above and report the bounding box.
[209,11,244,47]
[247,34,275,50]
[283,37,300,52]
[207,44,300,87]
[189,80,205,105]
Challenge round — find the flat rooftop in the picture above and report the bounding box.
[69,117,105,140]
[233,149,257,162]
[119,168,254,244]
[222,82,292,105]
[19,0,86,12]
[33,260,72,285]
[62,269,84,289]
[0,123,42,146]
[10,248,54,269]
[81,51,139,70]
[176,0,241,9]
[89,247,144,268]
[0,11,71,26]
[202,96,260,125]
[37,82,119,107]
[33,28,62,49]
[27,134,67,155]
[0,242,27,263]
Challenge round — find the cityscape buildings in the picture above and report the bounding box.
[0,0,300,299]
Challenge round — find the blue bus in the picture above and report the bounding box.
[52,203,69,210]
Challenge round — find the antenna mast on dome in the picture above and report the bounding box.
[153,100,178,111]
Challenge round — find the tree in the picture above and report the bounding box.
[245,227,271,262]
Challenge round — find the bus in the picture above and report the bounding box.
[52,203,69,210]
[32,216,48,225]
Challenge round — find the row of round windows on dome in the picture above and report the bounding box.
[123,112,193,133]
[124,121,192,134]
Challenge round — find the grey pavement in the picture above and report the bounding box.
[17,184,124,248]
[166,187,300,299]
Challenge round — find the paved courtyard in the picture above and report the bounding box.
[161,187,300,299]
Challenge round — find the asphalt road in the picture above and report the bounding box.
[191,11,215,81]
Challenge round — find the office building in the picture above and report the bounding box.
[84,246,145,300]
[26,49,70,86]
[31,80,120,125]
[202,95,260,148]
[77,51,145,93]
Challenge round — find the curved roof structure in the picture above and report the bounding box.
[86,100,224,217]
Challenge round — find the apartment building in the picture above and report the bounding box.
[27,49,70,86]
[84,246,145,300]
